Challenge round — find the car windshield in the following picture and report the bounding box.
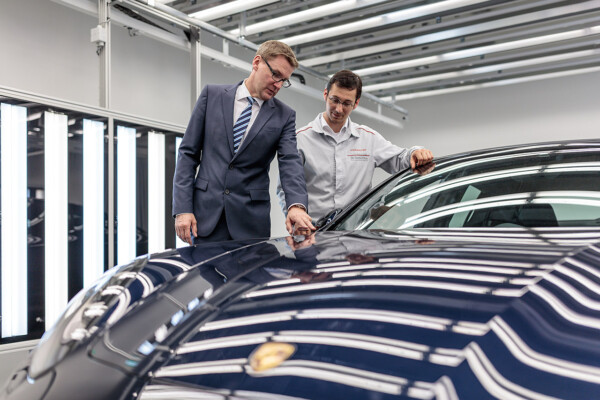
[332,142,600,231]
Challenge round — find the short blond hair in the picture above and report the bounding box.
[256,40,298,69]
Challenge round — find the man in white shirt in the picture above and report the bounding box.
[278,70,434,221]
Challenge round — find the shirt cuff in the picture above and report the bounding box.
[287,203,307,212]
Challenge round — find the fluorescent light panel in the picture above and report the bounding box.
[356,25,600,77]
[382,66,600,101]
[282,0,489,46]
[1,103,28,337]
[174,137,187,248]
[230,0,389,36]
[44,112,69,330]
[301,2,600,67]
[83,119,105,286]
[364,49,600,91]
[117,126,137,265]
[189,0,278,21]
[148,132,165,254]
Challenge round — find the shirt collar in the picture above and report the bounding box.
[317,113,358,137]
[238,80,264,107]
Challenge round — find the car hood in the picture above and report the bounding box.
[32,228,600,399]
[119,228,600,399]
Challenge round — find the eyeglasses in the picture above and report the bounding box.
[262,57,292,88]
[328,96,355,108]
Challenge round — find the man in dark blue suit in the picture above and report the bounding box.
[173,40,314,244]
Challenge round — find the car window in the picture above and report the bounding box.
[333,146,600,231]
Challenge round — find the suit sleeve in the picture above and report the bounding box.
[276,109,309,211]
[172,86,208,217]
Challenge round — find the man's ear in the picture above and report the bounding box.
[353,98,360,109]
[251,55,261,71]
[323,89,328,102]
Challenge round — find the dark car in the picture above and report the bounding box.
[3,139,600,399]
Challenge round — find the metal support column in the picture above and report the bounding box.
[98,0,111,108]
[190,27,201,109]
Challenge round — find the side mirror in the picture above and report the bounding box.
[315,209,342,230]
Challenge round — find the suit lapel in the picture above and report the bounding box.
[234,98,275,157]
[222,83,238,156]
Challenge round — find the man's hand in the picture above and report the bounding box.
[286,206,315,236]
[410,148,434,170]
[175,213,197,245]
[285,232,316,251]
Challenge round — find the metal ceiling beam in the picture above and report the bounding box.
[338,12,600,79]
[280,0,491,47]
[381,65,600,101]
[117,0,408,118]
[365,38,600,90]
[300,0,600,67]
[295,0,568,61]
[364,49,600,91]
[354,24,600,76]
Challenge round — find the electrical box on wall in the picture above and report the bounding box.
[90,25,107,45]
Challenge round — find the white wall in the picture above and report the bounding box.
[396,71,600,157]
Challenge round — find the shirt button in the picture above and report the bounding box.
[228,164,234,170]
[224,189,230,195]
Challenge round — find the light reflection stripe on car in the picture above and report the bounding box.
[464,343,559,400]
[177,330,464,366]
[155,358,431,397]
[545,272,600,309]
[333,270,537,284]
[198,308,489,335]
[139,384,309,400]
[245,278,524,299]
[529,285,600,330]
[563,255,600,280]
[490,317,600,383]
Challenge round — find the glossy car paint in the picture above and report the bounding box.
[2,140,600,400]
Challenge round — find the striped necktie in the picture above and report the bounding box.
[233,96,255,153]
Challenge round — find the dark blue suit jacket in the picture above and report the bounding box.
[173,82,308,240]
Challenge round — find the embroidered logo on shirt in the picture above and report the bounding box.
[348,148,370,161]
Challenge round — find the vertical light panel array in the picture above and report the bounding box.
[174,136,187,248]
[1,103,28,337]
[117,125,136,265]
[44,112,69,330]
[148,132,165,253]
[83,119,105,287]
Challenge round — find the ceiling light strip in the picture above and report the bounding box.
[301,1,600,67]
[189,0,279,22]
[230,0,390,36]
[381,66,600,101]
[364,49,600,91]
[281,0,489,46]
[356,25,600,77]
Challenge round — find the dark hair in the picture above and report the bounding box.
[326,70,362,100]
